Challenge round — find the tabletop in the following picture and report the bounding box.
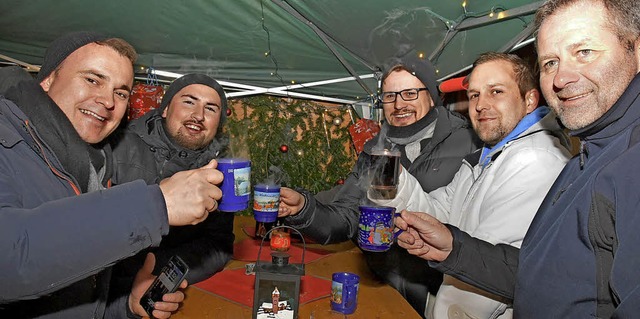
[169,215,422,319]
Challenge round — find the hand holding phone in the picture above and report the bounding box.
[140,255,189,316]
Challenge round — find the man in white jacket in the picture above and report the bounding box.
[372,52,572,319]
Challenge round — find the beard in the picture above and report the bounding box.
[172,130,208,150]
[477,123,509,146]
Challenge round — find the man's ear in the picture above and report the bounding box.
[39,74,54,92]
[525,89,539,113]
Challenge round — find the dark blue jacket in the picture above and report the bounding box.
[433,73,640,318]
[516,73,640,318]
[0,67,169,318]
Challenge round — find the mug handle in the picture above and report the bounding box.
[392,211,404,242]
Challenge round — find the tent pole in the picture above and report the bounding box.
[271,0,376,97]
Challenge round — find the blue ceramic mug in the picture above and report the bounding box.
[217,158,251,212]
[357,205,402,252]
[253,183,280,223]
[330,272,360,314]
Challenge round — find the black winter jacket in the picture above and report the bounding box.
[285,106,481,315]
[109,108,234,290]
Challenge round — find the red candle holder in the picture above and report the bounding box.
[270,230,291,252]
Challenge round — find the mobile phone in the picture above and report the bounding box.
[140,255,189,316]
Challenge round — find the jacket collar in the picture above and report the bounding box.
[572,73,640,140]
[1,67,106,192]
[128,108,228,170]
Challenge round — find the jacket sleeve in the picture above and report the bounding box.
[430,225,519,300]
[284,157,367,245]
[602,145,640,317]
[151,211,235,284]
[0,181,169,303]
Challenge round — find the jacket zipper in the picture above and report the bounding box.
[24,120,81,195]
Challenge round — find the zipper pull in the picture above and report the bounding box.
[579,140,587,169]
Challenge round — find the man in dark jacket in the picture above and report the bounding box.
[394,0,640,317]
[278,55,481,316]
[109,74,234,304]
[0,32,223,319]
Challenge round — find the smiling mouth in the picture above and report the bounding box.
[393,112,414,118]
[562,92,590,101]
[80,109,105,122]
[184,123,203,132]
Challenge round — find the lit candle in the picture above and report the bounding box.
[270,230,291,252]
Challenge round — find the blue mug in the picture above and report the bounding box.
[253,183,280,223]
[217,158,251,212]
[357,205,402,252]
[330,272,360,314]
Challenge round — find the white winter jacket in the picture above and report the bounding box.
[372,112,572,319]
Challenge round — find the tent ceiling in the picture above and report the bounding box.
[0,0,541,106]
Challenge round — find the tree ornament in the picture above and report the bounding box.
[279,144,289,153]
[336,178,345,185]
[226,108,232,116]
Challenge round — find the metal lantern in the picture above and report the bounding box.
[252,226,305,319]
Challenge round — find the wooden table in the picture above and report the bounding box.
[171,216,422,319]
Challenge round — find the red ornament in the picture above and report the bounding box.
[279,144,289,153]
[226,108,232,116]
[336,178,345,185]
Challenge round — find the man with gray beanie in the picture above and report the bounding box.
[0,32,223,318]
[277,53,482,317]
[109,73,234,311]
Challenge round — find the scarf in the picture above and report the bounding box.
[385,107,439,163]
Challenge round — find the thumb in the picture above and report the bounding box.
[142,252,156,273]
[200,159,218,170]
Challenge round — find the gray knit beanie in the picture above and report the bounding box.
[161,74,228,125]
[36,31,107,82]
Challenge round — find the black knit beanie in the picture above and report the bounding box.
[160,73,228,124]
[36,31,107,82]
[383,54,443,106]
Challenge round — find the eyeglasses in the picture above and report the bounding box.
[380,88,428,104]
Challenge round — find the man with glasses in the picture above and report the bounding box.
[371,52,571,318]
[277,55,481,317]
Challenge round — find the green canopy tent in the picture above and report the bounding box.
[0,0,542,108]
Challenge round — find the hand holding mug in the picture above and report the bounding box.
[395,210,454,262]
[160,159,223,226]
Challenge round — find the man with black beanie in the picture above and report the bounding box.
[109,73,234,311]
[0,32,224,318]
[277,53,482,317]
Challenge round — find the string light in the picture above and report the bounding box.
[418,52,425,59]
